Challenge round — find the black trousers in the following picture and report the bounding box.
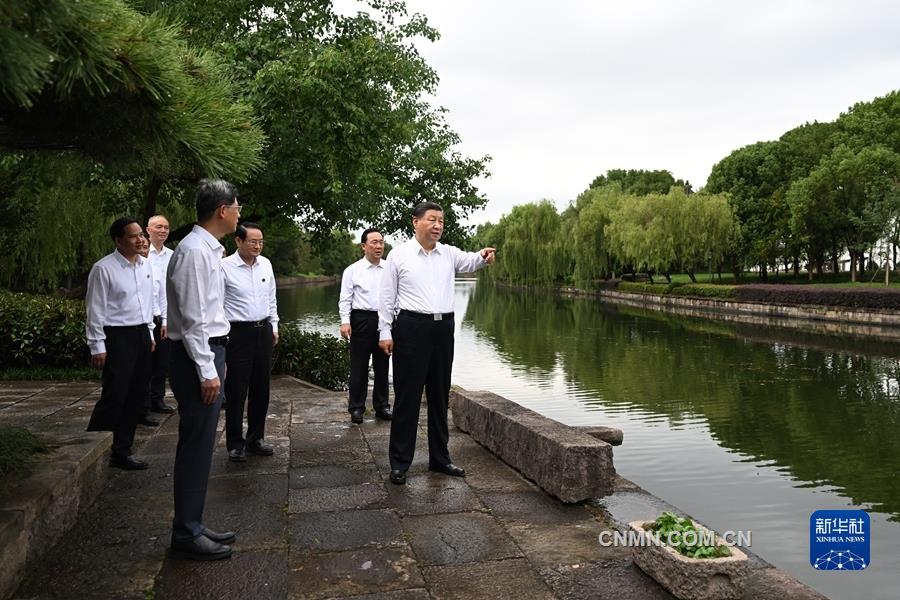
[149,318,171,405]
[170,340,225,542]
[225,321,273,451]
[388,312,454,471]
[86,326,152,458]
[348,310,389,413]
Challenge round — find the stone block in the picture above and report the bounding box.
[450,389,615,502]
[575,425,624,446]
[628,521,749,600]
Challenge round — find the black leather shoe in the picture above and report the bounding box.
[169,534,232,561]
[350,409,364,424]
[202,528,236,545]
[228,448,246,462]
[375,407,393,420]
[389,469,407,485]
[109,455,149,470]
[246,441,274,456]
[151,403,175,414]
[429,462,465,477]
[138,415,160,427]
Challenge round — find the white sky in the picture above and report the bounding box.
[387,0,900,226]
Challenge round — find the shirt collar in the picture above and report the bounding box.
[192,224,225,254]
[226,251,256,268]
[362,257,383,269]
[149,244,171,256]
[113,250,143,268]
[413,239,442,256]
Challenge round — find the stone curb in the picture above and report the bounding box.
[449,388,616,503]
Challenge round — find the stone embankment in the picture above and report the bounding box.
[1,378,827,599]
[560,287,900,341]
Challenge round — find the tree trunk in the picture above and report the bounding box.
[664,272,671,284]
[793,256,800,276]
[850,250,857,283]
[143,175,163,225]
[760,263,768,282]
[687,270,697,283]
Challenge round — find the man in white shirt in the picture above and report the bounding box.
[85,217,156,470]
[146,214,175,415]
[222,222,280,462]
[136,235,163,427]
[166,179,240,561]
[339,228,392,424]
[378,202,495,485]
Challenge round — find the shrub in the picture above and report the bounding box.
[670,283,737,299]
[0,290,88,369]
[735,284,900,309]
[616,281,684,295]
[0,426,48,477]
[273,325,350,391]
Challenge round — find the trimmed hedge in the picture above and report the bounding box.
[617,281,686,295]
[0,290,351,389]
[0,290,88,369]
[735,284,900,309]
[669,283,737,300]
[273,325,350,391]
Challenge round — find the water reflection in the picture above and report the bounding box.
[463,282,900,521]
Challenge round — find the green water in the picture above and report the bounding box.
[278,280,900,600]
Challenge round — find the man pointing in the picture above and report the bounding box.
[378,202,495,485]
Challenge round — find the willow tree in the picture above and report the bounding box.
[486,201,568,286]
[571,184,622,286]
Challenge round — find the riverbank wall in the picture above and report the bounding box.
[550,285,900,341]
[276,274,339,288]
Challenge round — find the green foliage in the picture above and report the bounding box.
[0,0,265,180]
[0,426,48,477]
[646,512,732,559]
[477,201,569,286]
[0,290,88,369]
[617,282,676,295]
[669,283,737,299]
[0,367,99,381]
[272,326,350,391]
[157,0,490,242]
[590,169,691,195]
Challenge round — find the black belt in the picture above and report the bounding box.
[399,309,454,321]
[209,336,229,347]
[230,319,269,328]
[351,309,378,316]
[104,324,149,331]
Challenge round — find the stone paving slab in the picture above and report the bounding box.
[3,377,829,600]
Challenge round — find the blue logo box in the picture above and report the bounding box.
[809,510,870,571]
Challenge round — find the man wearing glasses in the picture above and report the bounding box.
[166,179,241,560]
[222,222,279,462]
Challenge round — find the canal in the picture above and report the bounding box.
[278,279,900,600]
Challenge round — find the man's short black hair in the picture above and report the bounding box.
[196,178,238,222]
[360,227,382,244]
[236,222,262,241]
[109,217,140,241]
[412,201,443,219]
